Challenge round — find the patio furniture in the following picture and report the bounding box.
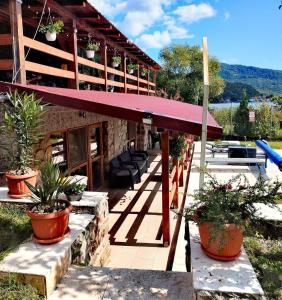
[205,157,266,170]
[109,158,140,189]
[149,130,161,149]
[128,147,150,168]
[228,146,257,158]
[118,151,147,177]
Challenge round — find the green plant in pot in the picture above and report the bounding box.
[39,20,64,42]
[1,91,44,198]
[25,160,75,244]
[64,181,86,202]
[185,174,282,261]
[169,134,187,160]
[86,41,100,59]
[112,55,122,68]
[141,68,148,77]
[127,63,137,75]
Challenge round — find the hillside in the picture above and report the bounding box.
[214,81,260,102]
[221,63,282,95]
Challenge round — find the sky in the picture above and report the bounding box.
[90,0,282,70]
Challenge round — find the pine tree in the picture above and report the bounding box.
[234,89,251,137]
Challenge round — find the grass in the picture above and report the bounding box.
[0,274,42,300]
[244,222,282,300]
[0,204,32,261]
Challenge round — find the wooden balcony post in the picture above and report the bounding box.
[137,64,140,94]
[123,55,127,93]
[172,157,179,209]
[9,0,26,84]
[102,42,108,91]
[147,68,150,95]
[162,130,170,247]
[154,70,157,94]
[68,20,79,89]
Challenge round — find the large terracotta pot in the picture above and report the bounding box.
[5,170,38,199]
[27,199,72,244]
[199,222,243,261]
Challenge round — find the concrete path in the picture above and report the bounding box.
[49,266,194,300]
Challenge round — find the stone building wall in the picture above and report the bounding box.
[0,104,129,176]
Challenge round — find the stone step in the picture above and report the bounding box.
[49,266,194,300]
[0,213,95,297]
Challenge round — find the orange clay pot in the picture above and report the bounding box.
[27,199,72,244]
[199,222,243,261]
[5,170,38,199]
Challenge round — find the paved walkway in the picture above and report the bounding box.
[101,151,190,271]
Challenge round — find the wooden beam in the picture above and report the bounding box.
[9,0,26,84]
[0,59,13,70]
[161,130,170,247]
[172,157,179,208]
[103,42,108,91]
[137,64,140,94]
[91,24,112,30]
[0,34,12,45]
[25,61,75,79]
[68,22,79,89]
[124,55,127,93]
[78,73,105,85]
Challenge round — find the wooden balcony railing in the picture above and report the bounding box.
[22,36,156,94]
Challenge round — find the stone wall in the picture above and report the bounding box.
[0,104,129,178]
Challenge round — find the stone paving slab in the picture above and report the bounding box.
[0,213,94,296]
[49,266,194,300]
[189,222,264,296]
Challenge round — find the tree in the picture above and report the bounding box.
[234,89,252,137]
[157,44,225,104]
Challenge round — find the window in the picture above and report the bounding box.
[68,127,87,168]
[90,126,101,158]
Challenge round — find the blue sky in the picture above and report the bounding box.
[90,1,282,70]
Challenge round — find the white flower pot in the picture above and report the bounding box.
[112,62,119,68]
[128,69,134,75]
[86,50,95,59]
[46,31,57,42]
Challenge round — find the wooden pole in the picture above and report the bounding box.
[123,55,127,93]
[69,21,79,89]
[9,0,26,84]
[137,64,140,94]
[199,37,209,188]
[103,42,108,91]
[161,130,170,247]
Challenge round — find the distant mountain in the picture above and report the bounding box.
[221,63,282,95]
[214,81,260,102]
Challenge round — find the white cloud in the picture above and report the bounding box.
[174,3,217,23]
[89,0,127,16]
[136,31,171,49]
[224,11,231,21]
[164,15,194,39]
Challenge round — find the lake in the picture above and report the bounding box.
[209,102,277,110]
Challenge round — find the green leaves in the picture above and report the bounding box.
[1,90,45,174]
[39,20,64,34]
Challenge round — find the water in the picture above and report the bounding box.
[209,102,277,110]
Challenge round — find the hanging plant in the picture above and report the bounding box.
[141,68,148,77]
[127,63,137,74]
[86,41,100,59]
[169,134,187,159]
[112,55,122,68]
[39,9,64,42]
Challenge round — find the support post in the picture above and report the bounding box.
[123,55,127,93]
[103,41,108,91]
[154,70,157,94]
[147,68,150,95]
[199,37,209,188]
[69,21,79,89]
[162,130,170,247]
[137,64,140,94]
[9,0,26,84]
[172,157,179,208]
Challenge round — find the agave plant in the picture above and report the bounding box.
[25,160,76,212]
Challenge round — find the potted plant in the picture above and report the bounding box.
[26,160,75,244]
[112,55,121,68]
[127,63,137,75]
[64,181,86,202]
[39,20,64,42]
[1,91,44,198]
[141,68,148,77]
[86,41,100,59]
[185,174,282,261]
[169,134,187,160]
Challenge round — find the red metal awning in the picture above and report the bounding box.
[0,82,222,138]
